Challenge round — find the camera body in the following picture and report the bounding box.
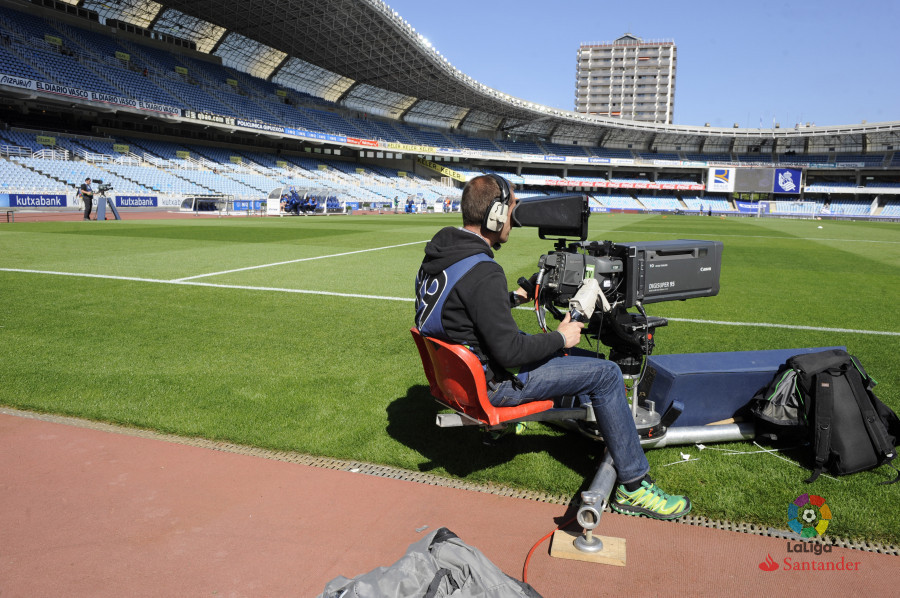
[536,239,721,370]
[539,239,723,310]
[95,179,113,194]
[511,194,722,370]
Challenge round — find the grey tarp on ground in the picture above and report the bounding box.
[317,527,542,598]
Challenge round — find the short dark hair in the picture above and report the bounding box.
[460,175,513,227]
[85,177,91,181]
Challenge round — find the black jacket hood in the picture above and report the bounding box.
[421,226,493,275]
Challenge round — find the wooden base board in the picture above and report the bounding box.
[549,529,626,566]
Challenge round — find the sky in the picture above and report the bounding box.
[381,0,900,128]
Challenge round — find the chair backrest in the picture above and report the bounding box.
[411,327,493,423]
[410,328,553,426]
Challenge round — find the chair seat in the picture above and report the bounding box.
[488,399,556,423]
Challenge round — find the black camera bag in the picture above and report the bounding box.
[752,349,900,484]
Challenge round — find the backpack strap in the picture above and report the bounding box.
[881,462,900,485]
[805,371,835,483]
[845,364,900,485]
[424,568,460,598]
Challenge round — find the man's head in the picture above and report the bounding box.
[85,177,91,183]
[461,174,517,245]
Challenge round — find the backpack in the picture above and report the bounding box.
[751,349,900,484]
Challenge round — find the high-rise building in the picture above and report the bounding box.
[575,33,676,124]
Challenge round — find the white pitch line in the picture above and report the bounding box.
[171,240,428,282]
[0,268,173,284]
[3,267,899,337]
[0,268,413,302]
[605,230,900,244]
[664,317,900,336]
[181,280,412,302]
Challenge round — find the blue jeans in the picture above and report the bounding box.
[487,350,649,484]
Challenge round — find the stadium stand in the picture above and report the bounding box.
[493,138,544,155]
[516,190,550,199]
[835,154,886,167]
[781,153,831,165]
[594,194,643,210]
[0,157,63,191]
[445,133,501,153]
[638,152,680,162]
[736,154,773,164]
[586,147,634,159]
[824,200,871,216]
[542,142,590,157]
[880,200,900,217]
[635,194,681,211]
[0,2,895,220]
[682,196,733,212]
[772,199,825,215]
[685,153,732,163]
[805,181,860,192]
[865,181,900,188]
[0,43,40,79]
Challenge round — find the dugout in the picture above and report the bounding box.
[180,194,235,214]
[268,186,348,215]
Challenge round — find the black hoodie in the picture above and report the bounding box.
[418,226,564,377]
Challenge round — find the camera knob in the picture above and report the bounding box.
[569,307,587,323]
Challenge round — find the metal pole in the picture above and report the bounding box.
[574,450,616,553]
[641,422,756,448]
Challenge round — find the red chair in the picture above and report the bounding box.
[411,327,555,427]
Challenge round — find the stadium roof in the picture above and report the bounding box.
[61,0,900,151]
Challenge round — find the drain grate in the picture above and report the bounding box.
[4,407,897,556]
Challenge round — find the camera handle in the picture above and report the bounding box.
[568,278,600,322]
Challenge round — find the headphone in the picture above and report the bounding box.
[481,174,512,232]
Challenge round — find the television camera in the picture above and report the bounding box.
[94,179,113,195]
[511,194,722,374]
[418,194,745,550]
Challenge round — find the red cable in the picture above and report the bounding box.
[522,516,576,584]
[533,283,545,332]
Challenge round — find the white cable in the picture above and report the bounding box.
[597,286,611,313]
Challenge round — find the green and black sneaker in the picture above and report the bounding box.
[610,476,691,520]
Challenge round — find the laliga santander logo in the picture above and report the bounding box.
[759,494,836,572]
[788,494,831,538]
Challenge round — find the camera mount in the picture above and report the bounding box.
[90,180,121,220]
[511,194,724,442]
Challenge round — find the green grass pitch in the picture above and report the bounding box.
[1,212,898,543]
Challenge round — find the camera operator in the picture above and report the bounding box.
[80,177,94,221]
[414,174,690,520]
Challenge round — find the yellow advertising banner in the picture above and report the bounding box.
[176,150,190,158]
[230,156,242,164]
[417,158,466,182]
[44,35,62,46]
[115,51,130,61]
[276,90,287,97]
[385,142,436,154]
[276,160,288,167]
[36,135,56,145]
[113,144,130,153]
[226,79,238,87]
[175,66,188,75]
